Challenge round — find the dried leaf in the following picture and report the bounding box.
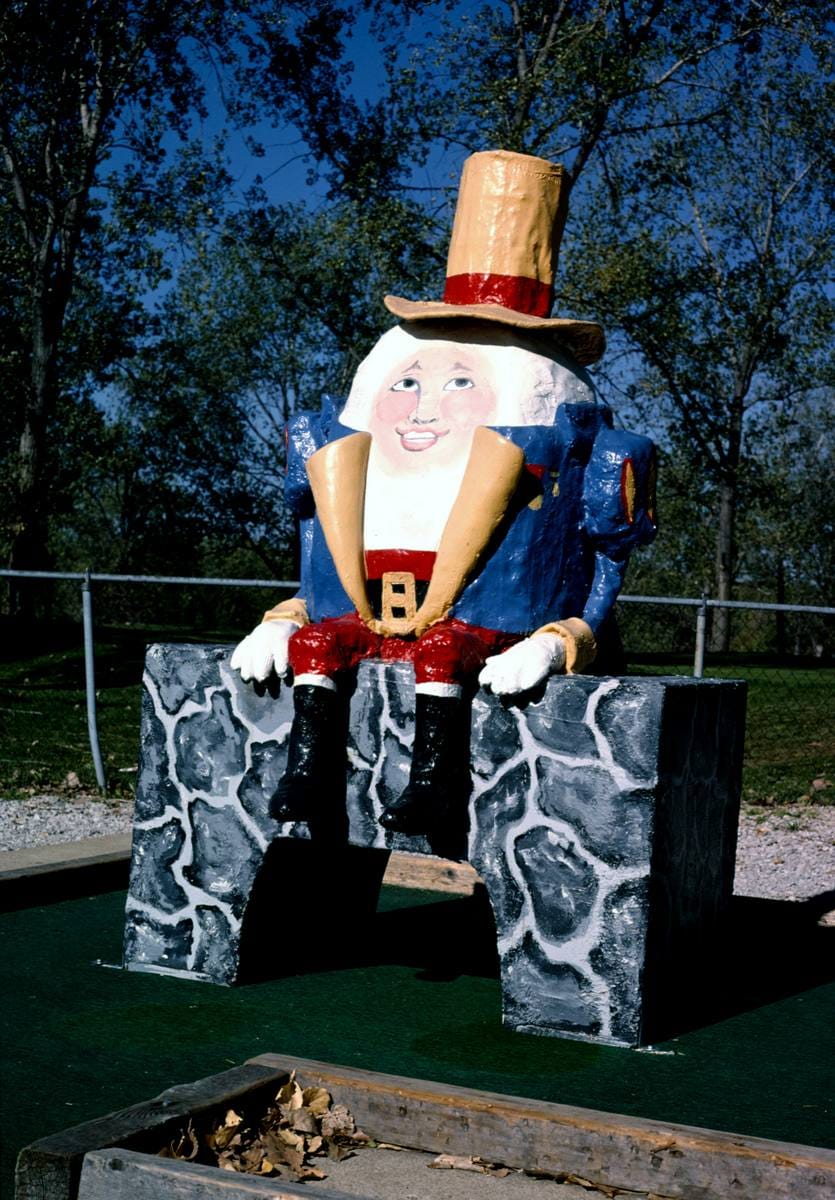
[277,1127,305,1150]
[564,1174,620,1197]
[260,1131,290,1162]
[160,1121,199,1161]
[154,1074,367,1186]
[276,1073,304,1112]
[321,1103,355,1138]
[429,1154,483,1172]
[475,1157,511,1178]
[261,1130,306,1176]
[208,1123,242,1152]
[240,1146,267,1173]
[429,1154,511,1176]
[289,1107,319,1134]
[283,1147,307,1175]
[297,1165,328,1181]
[287,1150,309,1177]
[217,1148,247,1173]
[302,1086,332,1114]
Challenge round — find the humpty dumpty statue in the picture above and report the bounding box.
[232,150,657,834]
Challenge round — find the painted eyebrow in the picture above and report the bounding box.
[451,362,473,371]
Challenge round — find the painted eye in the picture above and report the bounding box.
[444,376,474,391]
[391,377,420,392]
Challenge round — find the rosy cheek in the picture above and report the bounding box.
[374,393,416,427]
[440,388,496,429]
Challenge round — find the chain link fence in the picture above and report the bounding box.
[617,596,834,807]
[1,570,832,808]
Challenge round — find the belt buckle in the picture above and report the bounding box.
[381,571,417,634]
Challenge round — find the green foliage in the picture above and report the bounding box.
[1,0,833,633]
[99,193,440,580]
[0,1,258,578]
[560,22,834,613]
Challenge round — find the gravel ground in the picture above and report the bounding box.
[1,794,833,909]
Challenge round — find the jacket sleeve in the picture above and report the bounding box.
[581,426,657,632]
[270,397,340,622]
[285,410,327,517]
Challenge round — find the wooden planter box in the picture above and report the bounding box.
[16,1054,835,1200]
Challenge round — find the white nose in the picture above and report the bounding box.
[410,389,440,423]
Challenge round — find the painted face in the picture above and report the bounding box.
[368,343,497,470]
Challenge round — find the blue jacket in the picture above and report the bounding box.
[285,396,656,638]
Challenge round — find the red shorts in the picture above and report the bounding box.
[288,613,520,686]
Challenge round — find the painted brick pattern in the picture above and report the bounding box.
[124,645,745,1046]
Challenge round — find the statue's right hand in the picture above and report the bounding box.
[230,620,297,682]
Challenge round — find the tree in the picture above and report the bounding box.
[742,396,834,653]
[6,0,830,641]
[248,1,791,204]
[109,192,441,577]
[0,0,242,593]
[561,26,834,645]
[235,0,832,636]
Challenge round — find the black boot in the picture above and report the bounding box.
[380,693,470,835]
[270,685,341,822]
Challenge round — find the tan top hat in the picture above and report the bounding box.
[385,150,604,366]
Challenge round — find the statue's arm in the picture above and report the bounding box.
[480,424,657,695]
[579,425,658,632]
[232,406,335,680]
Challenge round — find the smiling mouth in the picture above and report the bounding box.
[396,428,450,452]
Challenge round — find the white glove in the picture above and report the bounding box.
[479,633,566,696]
[230,620,298,682]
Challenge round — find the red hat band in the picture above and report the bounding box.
[443,272,553,318]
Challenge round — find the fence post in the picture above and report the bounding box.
[81,570,108,794]
[693,592,708,678]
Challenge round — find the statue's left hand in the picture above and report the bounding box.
[479,633,566,695]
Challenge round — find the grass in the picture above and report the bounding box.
[0,623,832,806]
[0,621,246,799]
[631,657,834,807]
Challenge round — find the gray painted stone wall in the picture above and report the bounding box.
[124,644,745,1046]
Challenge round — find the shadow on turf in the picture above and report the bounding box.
[237,839,835,1040]
[6,831,831,1044]
[237,839,499,985]
[685,889,835,1033]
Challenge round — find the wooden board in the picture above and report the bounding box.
[77,1144,600,1200]
[17,1053,835,1200]
[0,835,131,911]
[382,852,478,895]
[78,1149,354,1200]
[249,1053,835,1200]
[0,841,473,915]
[14,1062,287,1200]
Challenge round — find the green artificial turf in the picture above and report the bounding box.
[2,886,833,1198]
